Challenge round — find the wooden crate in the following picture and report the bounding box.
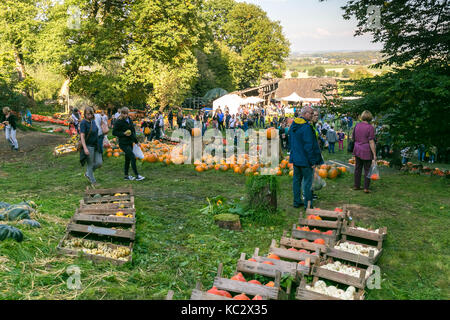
[84,186,134,197]
[267,240,316,275]
[73,208,136,225]
[304,207,348,220]
[291,224,338,245]
[67,220,136,241]
[325,240,382,266]
[280,231,328,253]
[341,220,387,250]
[236,251,299,280]
[311,257,373,290]
[83,194,134,205]
[296,276,365,300]
[212,263,287,300]
[56,233,133,265]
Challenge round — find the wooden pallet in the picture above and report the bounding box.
[268,240,316,275]
[73,208,136,225]
[56,233,133,265]
[325,240,382,266]
[67,220,136,240]
[83,194,134,205]
[213,263,287,300]
[291,224,338,245]
[341,220,387,250]
[296,276,365,300]
[236,250,300,280]
[311,257,373,290]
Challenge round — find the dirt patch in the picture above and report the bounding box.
[344,204,384,224]
[0,129,67,163]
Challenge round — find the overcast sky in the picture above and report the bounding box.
[236,0,383,53]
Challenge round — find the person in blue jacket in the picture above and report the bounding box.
[288,106,324,209]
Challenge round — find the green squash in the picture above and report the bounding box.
[0,225,24,242]
[5,207,31,221]
[18,219,41,228]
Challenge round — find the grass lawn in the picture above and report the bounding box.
[0,139,449,300]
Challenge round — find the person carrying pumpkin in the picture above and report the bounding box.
[141,118,152,141]
[288,106,324,209]
[112,107,145,181]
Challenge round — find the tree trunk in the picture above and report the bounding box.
[59,78,71,113]
[14,48,35,107]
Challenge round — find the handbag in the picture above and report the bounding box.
[347,126,356,153]
[101,119,109,134]
[132,144,144,160]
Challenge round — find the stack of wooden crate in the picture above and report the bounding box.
[57,186,136,265]
[188,205,387,301]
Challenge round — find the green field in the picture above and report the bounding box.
[0,138,449,300]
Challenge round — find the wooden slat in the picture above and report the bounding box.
[305,208,346,219]
[296,287,341,300]
[77,207,136,216]
[312,264,366,289]
[325,245,382,266]
[84,186,134,196]
[73,213,135,225]
[83,195,132,204]
[236,258,297,278]
[298,218,341,229]
[269,246,319,263]
[213,277,280,300]
[67,223,135,240]
[79,200,135,210]
[190,289,235,300]
[280,236,327,253]
[291,228,337,244]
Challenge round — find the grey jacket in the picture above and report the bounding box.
[326,129,338,143]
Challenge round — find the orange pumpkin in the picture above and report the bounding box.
[233,293,250,300]
[113,152,120,157]
[191,128,201,137]
[314,238,326,245]
[370,174,380,180]
[266,127,277,139]
[107,152,112,157]
[265,281,275,287]
[328,168,339,179]
[267,253,280,260]
[195,166,204,172]
[318,169,328,179]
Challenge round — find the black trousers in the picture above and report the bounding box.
[120,143,139,177]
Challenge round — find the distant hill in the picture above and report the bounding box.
[289,51,383,61]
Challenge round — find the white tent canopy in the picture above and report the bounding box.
[242,96,264,105]
[279,92,304,102]
[212,94,245,115]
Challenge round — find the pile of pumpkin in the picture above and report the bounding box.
[316,164,347,180]
[105,138,125,158]
[401,163,449,178]
[31,114,69,126]
[53,135,79,156]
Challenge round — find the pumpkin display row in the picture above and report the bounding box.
[31,114,70,126]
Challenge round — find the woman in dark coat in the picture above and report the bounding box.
[113,107,145,181]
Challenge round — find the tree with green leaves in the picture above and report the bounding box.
[319,0,450,164]
[308,66,326,77]
[291,71,299,78]
[341,68,352,78]
[0,0,41,106]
